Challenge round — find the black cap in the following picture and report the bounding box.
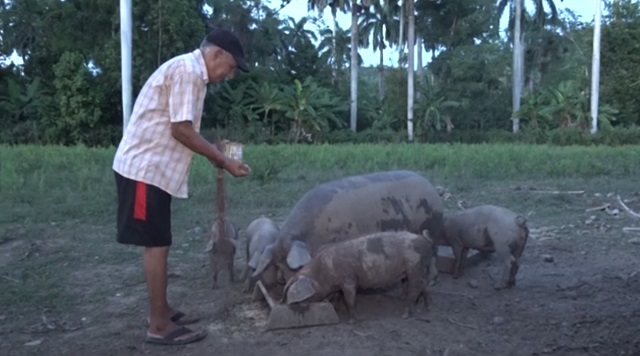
[205,28,249,73]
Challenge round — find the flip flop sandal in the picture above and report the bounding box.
[169,311,200,325]
[145,311,200,326]
[145,326,207,345]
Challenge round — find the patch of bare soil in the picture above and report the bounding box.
[3,220,640,356]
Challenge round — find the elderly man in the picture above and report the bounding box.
[112,28,251,345]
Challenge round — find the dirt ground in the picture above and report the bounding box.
[2,180,640,356]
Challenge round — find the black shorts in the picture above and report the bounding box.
[114,171,173,247]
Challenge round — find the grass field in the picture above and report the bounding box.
[1,143,640,355]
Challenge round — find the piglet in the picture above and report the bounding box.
[205,217,239,289]
[282,230,434,323]
[439,204,529,289]
[241,215,281,293]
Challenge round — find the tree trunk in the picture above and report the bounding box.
[398,0,404,67]
[350,0,358,132]
[416,35,423,80]
[332,8,338,86]
[407,0,415,141]
[416,35,423,101]
[512,0,524,133]
[378,43,384,102]
[590,0,602,134]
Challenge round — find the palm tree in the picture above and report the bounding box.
[317,24,358,81]
[359,0,399,101]
[280,16,318,52]
[307,0,364,132]
[307,0,349,84]
[388,0,415,140]
[497,0,562,132]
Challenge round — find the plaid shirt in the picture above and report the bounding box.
[113,49,209,198]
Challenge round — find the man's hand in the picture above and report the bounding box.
[171,121,251,177]
[214,157,251,177]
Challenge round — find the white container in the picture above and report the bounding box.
[224,141,243,161]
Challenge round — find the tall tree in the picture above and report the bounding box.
[497,0,563,132]
[307,0,349,84]
[359,0,399,101]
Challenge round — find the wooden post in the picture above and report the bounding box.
[216,141,227,239]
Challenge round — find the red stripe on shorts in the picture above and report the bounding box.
[134,181,147,221]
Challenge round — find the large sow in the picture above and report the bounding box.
[252,170,444,288]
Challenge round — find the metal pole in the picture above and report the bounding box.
[406,0,415,142]
[512,0,523,133]
[121,0,133,132]
[590,0,602,134]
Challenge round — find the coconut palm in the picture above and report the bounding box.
[497,0,563,132]
[316,24,360,82]
[307,0,350,84]
[359,0,399,101]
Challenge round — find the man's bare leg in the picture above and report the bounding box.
[144,246,176,335]
[143,246,205,343]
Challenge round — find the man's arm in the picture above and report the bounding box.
[171,121,229,169]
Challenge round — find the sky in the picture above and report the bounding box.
[270,0,600,68]
[1,0,599,68]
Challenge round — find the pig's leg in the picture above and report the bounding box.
[209,255,219,289]
[402,270,423,319]
[340,281,358,324]
[242,268,255,293]
[421,284,432,311]
[458,247,470,275]
[327,292,345,313]
[507,255,520,288]
[412,280,432,314]
[451,243,467,279]
[212,269,219,289]
[227,259,235,283]
[399,277,408,300]
[240,262,249,282]
[494,247,512,290]
[427,257,439,286]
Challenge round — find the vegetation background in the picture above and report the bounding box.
[2,0,640,147]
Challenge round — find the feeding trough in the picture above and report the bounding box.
[251,280,339,331]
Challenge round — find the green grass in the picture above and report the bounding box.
[1,142,639,332]
[1,143,640,226]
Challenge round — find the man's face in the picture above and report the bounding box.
[205,48,237,83]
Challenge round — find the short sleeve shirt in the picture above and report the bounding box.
[113,49,209,198]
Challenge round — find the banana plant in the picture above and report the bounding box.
[219,81,258,130]
[515,79,617,130]
[0,76,44,124]
[247,81,287,136]
[282,77,347,143]
[413,80,462,139]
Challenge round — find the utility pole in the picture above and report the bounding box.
[121,0,133,132]
[512,0,523,133]
[407,0,415,142]
[590,0,602,134]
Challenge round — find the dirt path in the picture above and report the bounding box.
[3,222,640,356]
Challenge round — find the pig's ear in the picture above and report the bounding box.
[247,251,261,269]
[286,240,311,270]
[205,238,215,253]
[251,244,274,278]
[286,275,316,304]
[421,229,433,244]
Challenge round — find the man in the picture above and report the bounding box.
[112,28,251,345]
